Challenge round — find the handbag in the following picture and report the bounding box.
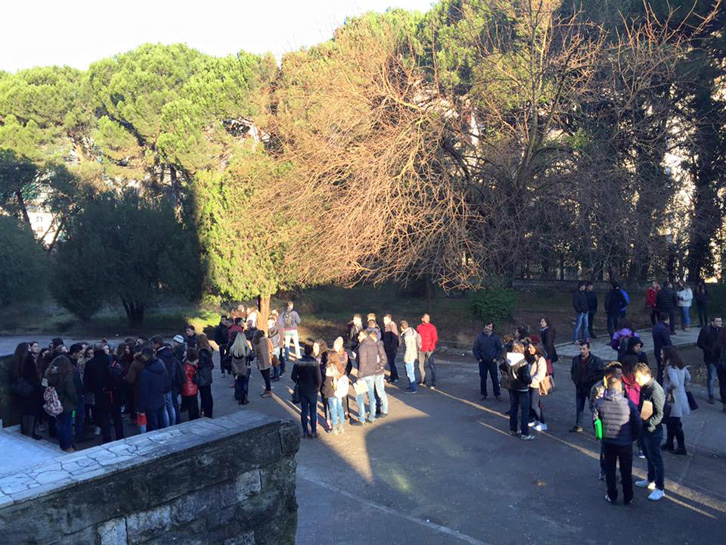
[291,384,300,404]
[686,391,699,411]
[538,375,555,396]
[136,412,147,427]
[11,378,34,398]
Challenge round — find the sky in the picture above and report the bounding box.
[0,0,436,73]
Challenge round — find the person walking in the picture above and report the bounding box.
[44,355,78,452]
[604,282,627,339]
[634,363,666,501]
[695,281,708,328]
[676,282,693,331]
[137,347,171,432]
[291,344,322,438]
[652,314,673,384]
[229,333,252,405]
[593,373,642,505]
[646,281,660,326]
[656,281,678,334]
[506,342,533,440]
[569,341,605,433]
[473,322,502,401]
[357,330,388,423]
[572,282,589,343]
[281,301,302,360]
[181,348,200,421]
[586,282,598,339]
[662,347,691,455]
[697,316,721,404]
[528,343,548,432]
[253,330,273,399]
[400,320,419,394]
[382,314,400,384]
[417,314,439,389]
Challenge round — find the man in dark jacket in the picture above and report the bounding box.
[604,282,627,339]
[138,347,171,432]
[382,314,400,383]
[291,344,323,438]
[656,281,678,334]
[570,341,605,432]
[357,330,388,423]
[593,374,642,504]
[634,363,666,501]
[572,282,589,343]
[152,336,184,427]
[84,343,124,443]
[473,322,503,401]
[214,316,229,371]
[697,316,722,404]
[585,282,598,339]
[652,314,672,384]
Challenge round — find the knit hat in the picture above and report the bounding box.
[173,334,184,344]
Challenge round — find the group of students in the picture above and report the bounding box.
[9,327,215,452]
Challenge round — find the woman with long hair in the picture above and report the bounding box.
[527,343,548,432]
[662,346,691,455]
[229,332,252,405]
[45,355,78,452]
[539,318,557,374]
[325,351,348,434]
[253,330,273,399]
[196,334,215,417]
[181,348,200,421]
[313,339,331,431]
[12,342,42,438]
[332,336,351,422]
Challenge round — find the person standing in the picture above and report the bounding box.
[593,374,642,505]
[214,316,229,376]
[291,344,322,438]
[646,281,660,326]
[417,314,439,389]
[400,320,419,394]
[695,281,708,328]
[662,347,691,455]
[229,333,252,405]
[181,348,200,421]
[84,343,123,443]
[528,343,548,432]
[572,282,589,343]
[676,282,693,331]
[652,314,673,384]
[196,334,215,418]
[715,328,726,413]
[604,282,626,339]
[137,347,170,432]
[382,314,400,384]
[656,281,678,334]
[473,322,502,401]
[12,343,42,440]
[253,330,273,399]
[506,343,533,440]
[634,363,666,501]
[569,341,605,433]
[152,336,184,427]
[357,330,388,423]
[44,356,78,452]
[539,317,558,372]
[268,316,283,380]
[697,316,721,404]
[585,282,598,339]
[184,325,198,349]
[281,301,302,360]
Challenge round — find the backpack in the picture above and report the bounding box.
[617,336,630,361]
[335,375,350,399]
[282,311,296,329]
[43,386,63,416]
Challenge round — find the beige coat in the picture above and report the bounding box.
[529,356,547,389]
[255,337,273,371]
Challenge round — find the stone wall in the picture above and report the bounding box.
[0,411,300,544]
[0,354,19,427]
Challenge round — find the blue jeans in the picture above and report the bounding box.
[283,330,301,359]
[509,390,530,435]
[404,361,417,390]
[640,427,665,491]
[328,397,345,427]
[575,389,589,428]
[146,406,166,432]
[680,306,690,328]
[74,394,85,440]
[57,411,73,450]
[300,390,318,435]
[707,363,717,399]
[363,375,388,422]
[574,312,589,342]
[163,392,176,427]
[235,368,251,400]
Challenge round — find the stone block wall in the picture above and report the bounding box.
[0,411,300,544]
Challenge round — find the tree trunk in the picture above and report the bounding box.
[122,299,145,327]
[425,276,434,314]
[15,191,32,229]
[258,294,271,334]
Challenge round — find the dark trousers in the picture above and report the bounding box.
[97,396,124,444]
[56,411,73,450]
[146,406,166,432]
[697,303,708,329]
[718,367,726,404]
[182,395,200,421]
[529,387,544,423]
[418,351,436,387]
[199,385,213,418]
[509,390,531,435]
[300,390,318,435]
[386,349,399,381]
[640,428,665,490]
[260,368,271,391]
[74,394,85,441]
[575,389,589,427]
[606,314,619,338]
[665,416,685,449]
[649,307,658,326]
[604,443,634,503]
[478,360,500,397]
[588,311,596,336]
[234,369,251,402]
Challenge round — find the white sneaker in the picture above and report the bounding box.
[635,480,655,490]
[533,423,548,431]
[648,489,665,501]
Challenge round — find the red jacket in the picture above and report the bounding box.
[645,287,658,308]
[417,323,439,352]
[181,362,199,397]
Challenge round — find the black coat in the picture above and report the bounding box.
[604,288,626,317]
[138,358,171,413]
[156,345,185,392]
[570,354,605,392]
[572,290,588,313]
[291,356,322,396]
[656,286,678,312]
[84,352,111,407]
[473,332,502,362]
[697,325,720,364]
[652,322,672,365]
[585,291,598,312]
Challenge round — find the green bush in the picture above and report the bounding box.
[469,287,516,324]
